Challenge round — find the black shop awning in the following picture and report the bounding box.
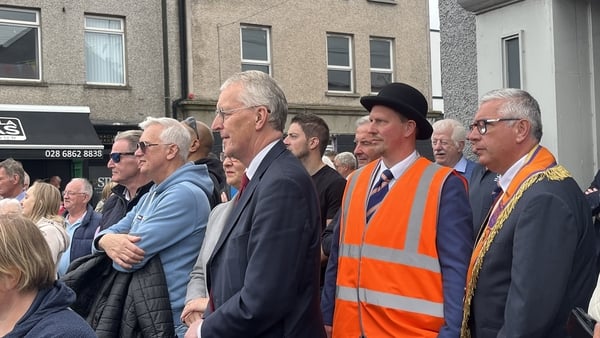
[0,105,104,160]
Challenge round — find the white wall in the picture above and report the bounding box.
[475,0,597,186]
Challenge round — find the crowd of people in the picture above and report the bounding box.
[2,70,600,337]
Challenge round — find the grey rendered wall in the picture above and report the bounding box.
[439,0,479,141]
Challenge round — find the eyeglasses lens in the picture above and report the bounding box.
[110,153,122,163]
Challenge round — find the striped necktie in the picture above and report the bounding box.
[366,169,393,222]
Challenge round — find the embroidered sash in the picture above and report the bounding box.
[460,145,571,337]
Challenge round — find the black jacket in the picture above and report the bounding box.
[61,253,174,338]
[98,182,153,232]
[195,157,226,208]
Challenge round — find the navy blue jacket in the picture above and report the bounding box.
[5,281,95,337]
[64,204,102,262]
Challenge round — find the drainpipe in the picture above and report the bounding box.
[161,0,171,117]
[171,0,189,120]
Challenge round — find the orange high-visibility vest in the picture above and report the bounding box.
[333,158,452,338]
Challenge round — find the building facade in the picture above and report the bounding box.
[180,0,432,153]
[0,0,181,198]
[0,0,435,197]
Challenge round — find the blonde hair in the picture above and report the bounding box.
[24,182,63,224]
[0,215,55,291]
[101,181,117,201]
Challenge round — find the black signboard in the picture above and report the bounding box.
[0,105,103,160]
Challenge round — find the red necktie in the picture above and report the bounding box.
[236,173,249,202]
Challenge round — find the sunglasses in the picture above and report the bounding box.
[183,116,199,139]
[136,141,164,153]
[110,152,135,163]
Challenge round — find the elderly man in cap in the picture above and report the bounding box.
[331,83,473,337]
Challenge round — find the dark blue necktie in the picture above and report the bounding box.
[366,169,393,222]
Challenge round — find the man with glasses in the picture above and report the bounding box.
[94,117,214,337]
[182,117,226,208]
[98,130,153,232]
[431,118,476,179]
[461,88,597,337]
[186,71,324,337]
[57,178,101,276]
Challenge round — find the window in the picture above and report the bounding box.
[370,38,393,93]
[85,15,125,85]
[0,7,41,81]
[502,33,522,89]
[327,34,353,92]
[241,26,270,74]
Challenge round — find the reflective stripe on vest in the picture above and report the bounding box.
[340,243,440,273]
[336,286,444,318]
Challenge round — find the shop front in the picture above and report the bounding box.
[0,104,104,193]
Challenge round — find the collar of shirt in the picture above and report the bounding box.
[371,150,419,190]
[498,145,539,194]
[66,211,86,229]
[245,139,279,181]
[453,155,468,174]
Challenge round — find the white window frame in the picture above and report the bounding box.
[240,25,271,75]
[84,15,126,86]
[501,31,523,89]
[0,7,41,81]
[369,37,394,94]
[326,34,354,93]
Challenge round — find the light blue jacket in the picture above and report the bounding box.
[94,162,213,328]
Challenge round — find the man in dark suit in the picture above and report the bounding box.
[468,163,498,239]
[462,88,597,337]
[185,70,325,338]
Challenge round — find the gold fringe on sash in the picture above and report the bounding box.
[459,165,571,338]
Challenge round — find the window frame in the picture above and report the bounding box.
[369,37,394,94]
[0,6,42,82]
[240,25,271,75]
[326,33,354,94]
[84,14,126,86]
[501,31,523,89]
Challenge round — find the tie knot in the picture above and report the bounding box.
[381,169,393,182]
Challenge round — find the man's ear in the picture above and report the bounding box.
[515,119,531,143]
[308,136,320,151]
[254,106,269,129]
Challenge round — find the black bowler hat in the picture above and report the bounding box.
[360,83,432,140]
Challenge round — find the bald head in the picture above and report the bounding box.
[183,118,214,161]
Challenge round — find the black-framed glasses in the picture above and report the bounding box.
[183,116,199,139]
[110,152,135,163]
[469,118,521,135]
[214,105,259,122]
[137,141,162,153]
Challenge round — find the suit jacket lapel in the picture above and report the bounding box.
[208,140,287,264]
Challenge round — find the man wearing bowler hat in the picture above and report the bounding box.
[331,83,473,337]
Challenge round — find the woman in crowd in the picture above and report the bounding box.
[182,155,247,327]
[21,181,69,265]
[0,215,95,337]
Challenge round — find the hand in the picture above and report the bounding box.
[98,233,145,269]
[324,325,332,338]
[181,298,209,326]
[585,187,598,195]
[221,191,229,203]
[184,318,203,338]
